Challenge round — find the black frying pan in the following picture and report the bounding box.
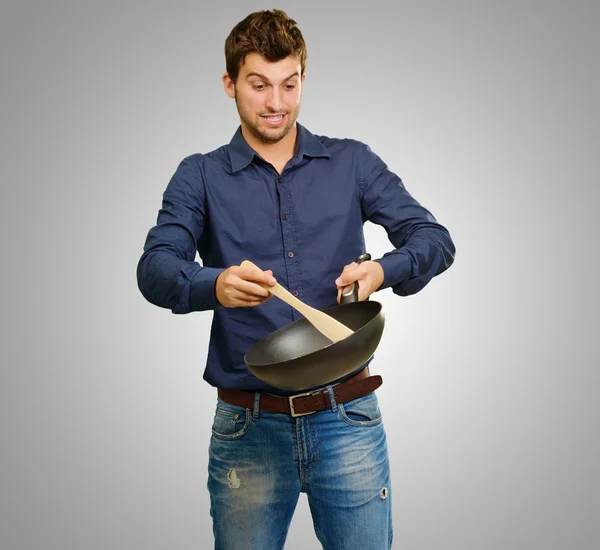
[244,254,385,391]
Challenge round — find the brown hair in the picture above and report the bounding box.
[225,9,307,83]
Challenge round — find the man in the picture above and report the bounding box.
[137,9,455,550]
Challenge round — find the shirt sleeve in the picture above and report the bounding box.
[136,156,224,313]
[359,144,456,296]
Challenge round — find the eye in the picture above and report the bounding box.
[252,84,265,91]
[285,83,296,90]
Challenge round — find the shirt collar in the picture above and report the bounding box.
[228,122,331,173]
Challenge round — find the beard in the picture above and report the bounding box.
[235,93,301,144]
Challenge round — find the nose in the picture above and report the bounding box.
[265,87,283,112]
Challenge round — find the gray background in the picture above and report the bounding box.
[1,0,598,548]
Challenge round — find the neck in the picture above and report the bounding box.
[241,123,298,171]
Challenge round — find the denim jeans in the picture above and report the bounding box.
[207,389,392,549]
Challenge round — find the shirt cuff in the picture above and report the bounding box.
[373,252,412,291]
[190,267,225,311]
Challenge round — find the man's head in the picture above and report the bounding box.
[223,10,307,145]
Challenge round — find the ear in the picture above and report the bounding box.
[222,72,235,98]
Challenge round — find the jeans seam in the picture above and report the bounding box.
[296,418,305,489]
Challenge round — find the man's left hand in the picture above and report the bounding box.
[334,260,384,303]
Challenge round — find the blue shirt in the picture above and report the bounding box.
[137,123,455,392]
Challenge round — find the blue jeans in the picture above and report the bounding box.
[207,389,392,549]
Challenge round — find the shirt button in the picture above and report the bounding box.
[277,177,282,183]
[282,213,288,220]
[292,290,299,297]
[287,251,294,258]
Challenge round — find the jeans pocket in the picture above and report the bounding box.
[211,401,253,440]
[338,392,383,427]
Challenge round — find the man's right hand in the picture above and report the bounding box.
[215,264,277,307]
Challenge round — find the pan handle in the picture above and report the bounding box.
[340,253,371,304]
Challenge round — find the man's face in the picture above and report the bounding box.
[223,53,305,144]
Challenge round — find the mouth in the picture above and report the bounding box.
[261,113,287,127]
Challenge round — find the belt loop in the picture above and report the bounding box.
[326,385,338,412]
[252,392,261,419]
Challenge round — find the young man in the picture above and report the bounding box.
[137,9,455,550]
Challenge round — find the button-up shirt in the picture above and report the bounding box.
[137,124,455,392]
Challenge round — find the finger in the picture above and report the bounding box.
[239,287,275,303]
[336,271,359,288]
[235,279,272,298]
[233,292,270,306]
[336,263,363,287]
[240,266,277,286]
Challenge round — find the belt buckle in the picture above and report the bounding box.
[288,391,316,417]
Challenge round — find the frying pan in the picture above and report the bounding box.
[244,254,385,391]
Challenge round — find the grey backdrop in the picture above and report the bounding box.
[1,0,598,548]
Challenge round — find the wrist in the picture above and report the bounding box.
[368,260,384,292]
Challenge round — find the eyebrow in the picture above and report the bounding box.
[245,71,300,83]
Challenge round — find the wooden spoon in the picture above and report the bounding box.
[240,260,354,343]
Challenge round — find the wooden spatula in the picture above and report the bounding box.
[240,260,354,343]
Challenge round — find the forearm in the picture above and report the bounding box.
[136,155,223,314]
[137,248,223,314]
[358,145,456,296]
[375,224,455,296]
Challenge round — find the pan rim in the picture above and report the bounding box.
[244,300,383,368]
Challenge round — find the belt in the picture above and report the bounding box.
[217,368,382,417]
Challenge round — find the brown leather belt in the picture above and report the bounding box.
[217,368,382,417]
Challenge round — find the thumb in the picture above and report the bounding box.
[335,262,360,286]
[335,272,353,286]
